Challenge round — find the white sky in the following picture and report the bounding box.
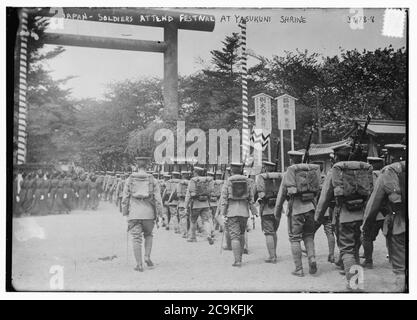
[40,8,407,99]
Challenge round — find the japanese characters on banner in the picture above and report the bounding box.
[252,93,273,164]
[253,93,272,134]
[276,94,297,130]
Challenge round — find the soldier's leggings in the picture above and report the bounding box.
[168,205,180,232]
[314,216,335,258]
[178,206,188,236]
[190,208,213,240]
[128,219,155,265]
[337,220,362,275]
[386,232,406,275]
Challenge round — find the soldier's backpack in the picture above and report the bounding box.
[260,172,282,199]
[332,161,373,211]
[285,164,321,201]
[228,175,250,200]
[212,180,224,198]
[189,176,213,201]
[177,180,189,199]
[129,173,155,200]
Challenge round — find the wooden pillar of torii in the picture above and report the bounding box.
[16,7,215,163]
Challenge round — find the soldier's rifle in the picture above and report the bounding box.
[303,127,314,164]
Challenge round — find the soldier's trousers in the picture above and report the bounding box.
[337,220,362,275]
[314,216,336,258]
[386,232,406,275]
[178,206,188,236]
[362,220,384,263]
[162,206,170,226]
[226,216,248,263]
[128,219,155,264]
[288,210,316,270]
[189,207,213,240]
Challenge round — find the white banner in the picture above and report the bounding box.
[276,94,296,130]
[253,93,272,134]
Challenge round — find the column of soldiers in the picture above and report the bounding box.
[13,169,126,216]
[13,142,406,291]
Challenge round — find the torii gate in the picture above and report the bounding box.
[16,7,215,164]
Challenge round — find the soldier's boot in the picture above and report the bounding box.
[265,235,277,263]
[394,273,406,292]
[290,241,304,277]
[223,230,232,250]
[361,240,374,269]
[187,221,197,242]
[326,233,336,263]
[343,254,358,290]
[231,239,242,267]
[144,236,154,267]
[132,242,144,272]
[273,233,278,253]
[305,236,317,275]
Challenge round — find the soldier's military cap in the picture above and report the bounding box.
[384,144,406,151]
[171,171,181,177]
[230,162,243,168]
[181,171,191,175]
[333,144,352,155]
[194,166,206,172]
[262,160,276,167]
[287,150,304,157]
[215,171,223,176]
[207,171,215,176]
[367,156,384,162]
[152,172,159,177]
[163,173,172,178]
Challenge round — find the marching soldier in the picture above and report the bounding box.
[78,173,89,210]
[315,145,373,290]
[362,160,406,292]
[184,166,215,245]
[102,171,110,201]
[361,156,386,269]
[161,173,172,229]
[275,151,320,277]
[256,161,282,263]
[211,171,225,233]
[219,163,257,266]
[167,171,182,233]
[169,170,191,238]
[88,173,100,210]
[122,157,163,272]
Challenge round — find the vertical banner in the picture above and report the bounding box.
[17,8,29,165]
[276,94,297,171]
[276,94,297,130]
[239,20,250,163]
[253,93,272,166]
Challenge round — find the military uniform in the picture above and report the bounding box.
[168,171,191,238]
[362,161,406,292]
[167,172,182,233]
[77,174,89,210]
[184,167,215,245]
[256,161,282,263]
[161,174,172,229]
[219,163,257,266]
[275,151,320,276]
[122,157,163,272]
[316,159,373,289]
[88,175,100,210]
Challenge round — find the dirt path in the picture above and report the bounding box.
[11,202,397,292]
